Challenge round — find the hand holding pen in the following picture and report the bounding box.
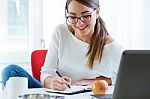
[56,70,71,89]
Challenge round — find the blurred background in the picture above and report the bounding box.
[0,0,150,84]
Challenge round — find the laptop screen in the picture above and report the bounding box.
[113,50,150,99]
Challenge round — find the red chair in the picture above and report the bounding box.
[31,50,48,82]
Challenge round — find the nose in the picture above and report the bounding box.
[76,18,84,26]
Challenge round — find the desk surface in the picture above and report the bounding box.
[0,86,114,99]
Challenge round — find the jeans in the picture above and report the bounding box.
[1,64,44,88]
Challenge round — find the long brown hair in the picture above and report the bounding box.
[65,0,109,69]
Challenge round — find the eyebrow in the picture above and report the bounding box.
[68,11,92,15]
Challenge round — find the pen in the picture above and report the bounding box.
[56,70,71,88]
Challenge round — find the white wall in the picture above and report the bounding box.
[43,0,66,48]
[101,0,150,49]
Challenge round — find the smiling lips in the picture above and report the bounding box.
[77,25,88,31]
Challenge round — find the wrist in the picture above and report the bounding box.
[95,76,112,85]
[44,76,54,89]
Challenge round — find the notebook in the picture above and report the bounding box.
[113,50,150,99]
[46,85,92,95]
[92,50,150,99]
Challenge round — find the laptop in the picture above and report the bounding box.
[113,50,150,99]
[92,50,150,99]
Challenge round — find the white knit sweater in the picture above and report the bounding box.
[40,24,123,85]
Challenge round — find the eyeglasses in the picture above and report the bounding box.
[66,10,95,24]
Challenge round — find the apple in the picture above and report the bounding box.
[92,80,108,95]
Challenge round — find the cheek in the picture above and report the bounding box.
[90,14,97,24]
[70,24,76,30]
[88,18,97,30]
[91,17,97,26]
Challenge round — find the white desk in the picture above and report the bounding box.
[0,86,114,99]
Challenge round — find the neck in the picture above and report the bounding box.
[75,34,92,43]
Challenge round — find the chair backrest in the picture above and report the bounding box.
[31,50,48,81]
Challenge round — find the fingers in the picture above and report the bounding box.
[52,81,68,91]
[51,76,71,90]
[62,76,71,85]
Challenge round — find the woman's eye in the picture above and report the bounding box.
[69,16,77,19]
[82,15,91,18]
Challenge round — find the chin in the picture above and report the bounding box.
[76,29,90,36]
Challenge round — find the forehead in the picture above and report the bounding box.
[67,0,93,14]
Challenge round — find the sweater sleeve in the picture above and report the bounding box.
[40,26,60,85]
[109,42,123,85]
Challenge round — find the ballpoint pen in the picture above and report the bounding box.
[56,70,71,88]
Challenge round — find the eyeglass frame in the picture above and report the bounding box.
[65,9,96,24]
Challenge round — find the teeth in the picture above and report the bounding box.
[78,27,86,30]
[79,28,84,30]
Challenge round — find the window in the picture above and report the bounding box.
[0,0,43,64]
[0,0,29,52]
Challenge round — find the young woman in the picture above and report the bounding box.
[1,0,123,91]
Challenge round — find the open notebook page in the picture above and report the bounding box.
[46,85,92,95]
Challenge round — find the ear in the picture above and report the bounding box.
[96,8,100,19]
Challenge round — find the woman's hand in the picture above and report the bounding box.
[72,76,112,86]
[73,79,94,86]
[44,76,71,91]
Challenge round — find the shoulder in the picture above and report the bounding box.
[53,23,70,36]
[54,23,69,33]
[52,23,72,43]
[52,23,70,38]
[104,36,123,52]
[105,36,114,45]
